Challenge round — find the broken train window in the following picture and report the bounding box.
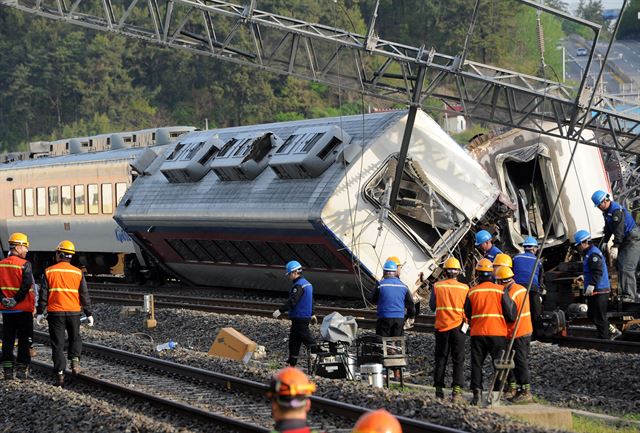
[363,156,467,255]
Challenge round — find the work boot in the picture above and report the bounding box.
[511,385,534,404]
[3,367,13,381]
[56,372,64,387]
[71,358,81,375]
[503,381,517,399]
[15,364,29,380]
[435,387,444,399]
[451,385,463,403]
[470,388,482,406]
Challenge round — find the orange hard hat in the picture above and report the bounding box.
[495,266,515,280]
[268,367,316,408]
[385,256,402,266]
[493,253,512,268]
[443,257,461,270]
[475,258,494,273]
[8,232,29,247]
[352,409,402,433]
[56,240,76,255]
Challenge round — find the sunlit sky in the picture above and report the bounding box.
[564,0,626,13]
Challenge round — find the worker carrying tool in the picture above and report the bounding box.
[495,266,534,403]
[512,236,544,338]
[465,258,517,405]
[591,190,640,303]
[273,261,318,367]
[36,240,94,386]
[267,366,321,433]
[371,260,415,336]
[0,232,35,381]
[475,230,502,262]
[429,257,468,402]
[574,230,622,340]
[351,409,402,433]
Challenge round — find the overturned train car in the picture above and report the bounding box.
[115,110,505,296]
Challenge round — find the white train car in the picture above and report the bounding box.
[467,126,609,252]
[0,126,195,277]
[115,110,504,296]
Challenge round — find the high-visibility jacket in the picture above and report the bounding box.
[505,282,533,338]
[433,279,469,332]
[0,255,34,313]
[44,261,84,312]
[466,281,512,337]
[376,277,411,319]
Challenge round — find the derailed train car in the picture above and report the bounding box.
[114,109,608,297]
[115,110,507,296]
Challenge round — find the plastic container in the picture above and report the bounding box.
[156,341,177,352]
[360,363,383,388]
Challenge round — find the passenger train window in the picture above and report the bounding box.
[88,184,99,214]
[48,186,59,215]
[13,189,22,217]
[24,188,34,216]
[61,186,72,215]
[102,184,113,214]
[74,184,85,215]
[36,187,46,216]
[115,183,127,206]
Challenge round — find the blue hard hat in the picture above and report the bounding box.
[591,190,608,207]
[285,260,302,275]
[522,236,538,247]
[383,260,398,272]
[573,230,591,246]
[475,230,492,246]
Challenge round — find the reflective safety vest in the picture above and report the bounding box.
[506,282,532,338]
[468,281,508,337]
[583,246,609,293]
[0,255,34,313]
[289,277,313,319]
[433,278,469,332]
[513,252,541,291]
[45,262,84,312]
[376,277,409,319]
[485,245,502,262]
[605,201,636,239]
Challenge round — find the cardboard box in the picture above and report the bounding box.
[208,327,257,363]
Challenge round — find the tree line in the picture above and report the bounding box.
[0,0,611,151]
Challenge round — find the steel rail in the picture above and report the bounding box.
[28,330,468,433]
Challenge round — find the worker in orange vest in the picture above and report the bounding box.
[429,257,468,402]
[267,366,320,433]
[465,258,517,405]
[0,233,35,380]
[36,240,93,386]
[495,266,534,403]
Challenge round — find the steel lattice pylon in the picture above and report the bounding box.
[1,0,639,155]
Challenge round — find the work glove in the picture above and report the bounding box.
[403,317,415,330]
[87,316,95,327]
[585,285,595,297]
[35,314,45,326]
[609,246,618,262]
[310,315,318,325]
[1,297,17,308]
[272,309,281,319]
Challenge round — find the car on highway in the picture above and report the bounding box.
[576,47,588,56]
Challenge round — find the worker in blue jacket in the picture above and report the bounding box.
[574,230,622,340]
[513,236,544,337]
[475,230,502,262]
[273,261,317,366]
[371,260,415,336]
[591,190,640,303]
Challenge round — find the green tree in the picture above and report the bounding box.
[617,0,640,40]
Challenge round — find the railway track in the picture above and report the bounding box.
[88,285,640,353]
[25,328,467,433]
